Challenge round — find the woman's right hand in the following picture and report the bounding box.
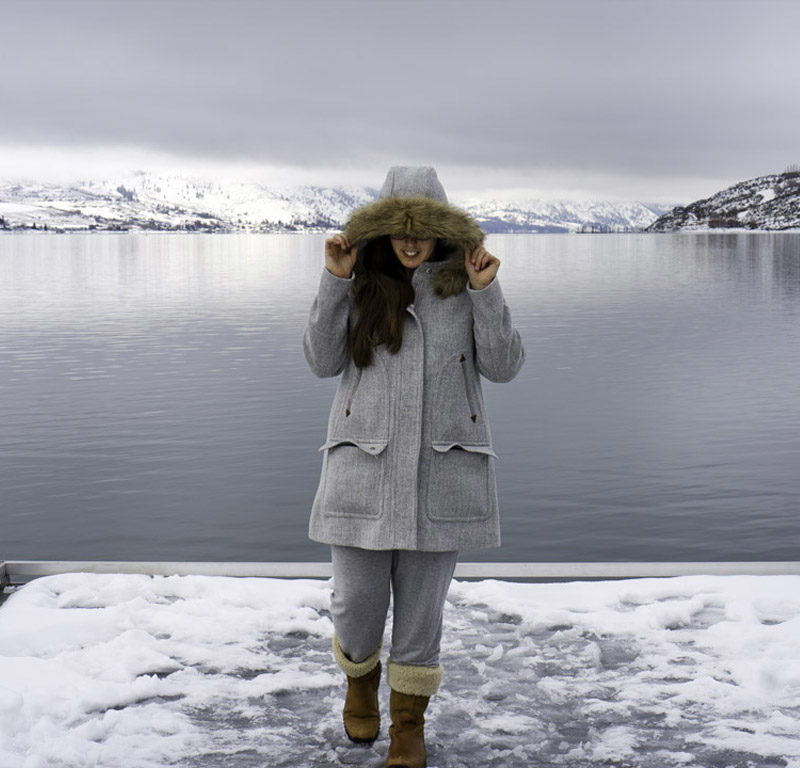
[324,233,358,279]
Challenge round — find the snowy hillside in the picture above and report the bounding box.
[0,173,377,233]
[0,172,668,234]
[648,171,800,231]
[461,198,670,233]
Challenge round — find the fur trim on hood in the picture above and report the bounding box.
[343,169,485,298]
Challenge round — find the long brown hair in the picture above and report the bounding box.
[349,236,449,368]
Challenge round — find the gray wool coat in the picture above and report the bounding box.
[303,261,524,551]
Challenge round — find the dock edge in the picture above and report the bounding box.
[2,559,800,588]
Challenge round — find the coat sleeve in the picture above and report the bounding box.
[468,278,525,383]
[302,267,354,378]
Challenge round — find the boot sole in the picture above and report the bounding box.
[386,763,427,768]
[344,720,380,745]
[346,734,378,745]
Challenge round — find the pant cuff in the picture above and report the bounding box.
[386,659,443,697]
[332,634,381,678]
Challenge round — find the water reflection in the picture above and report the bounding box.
[1,233,798,562]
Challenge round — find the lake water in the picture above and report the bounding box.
[1,232,798,563]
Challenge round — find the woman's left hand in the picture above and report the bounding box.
[465,245,500,290]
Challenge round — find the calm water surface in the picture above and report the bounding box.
[1,233,798,562]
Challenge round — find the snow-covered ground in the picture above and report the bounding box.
[1,573,799,768]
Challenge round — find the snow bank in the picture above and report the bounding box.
[1,573,798,767]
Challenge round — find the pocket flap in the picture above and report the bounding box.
[319,438,388,456]
[431,442,498,459]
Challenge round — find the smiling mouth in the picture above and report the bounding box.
[403,250,419,257]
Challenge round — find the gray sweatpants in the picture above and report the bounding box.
[330,546,458,668]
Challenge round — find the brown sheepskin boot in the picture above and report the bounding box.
[343,661,382,743]
[332,635,382,744]
[385,660,443,768]
[385,689,430,768]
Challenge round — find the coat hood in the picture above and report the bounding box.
[343,166,485,298]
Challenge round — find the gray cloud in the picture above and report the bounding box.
[2,0,799,199]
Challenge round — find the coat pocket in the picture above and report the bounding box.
[426,442,497,522]
[329,358,390,444]
[318,438,388,518]
[431,352,490,446]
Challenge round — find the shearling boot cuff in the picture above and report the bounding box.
[386,660,443,697]
[332,634,382,677]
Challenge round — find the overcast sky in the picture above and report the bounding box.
[1,0,799,202]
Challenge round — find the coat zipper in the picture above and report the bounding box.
[459,354,478,423]
[345,368,363,417]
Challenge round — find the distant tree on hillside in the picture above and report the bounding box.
[117,185,137,201]
[784,163,800,173]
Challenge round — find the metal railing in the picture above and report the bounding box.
[3,559,800,589]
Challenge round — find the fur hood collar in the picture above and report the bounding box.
[343,193,486,298]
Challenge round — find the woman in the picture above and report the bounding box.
[303,166,524,767]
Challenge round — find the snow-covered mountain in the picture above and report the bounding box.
[0,171,669,233]
[461,198,670,233]
[0,172,377,233]
[648,171,800,231]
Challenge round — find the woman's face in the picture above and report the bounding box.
[389,234,436,271]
